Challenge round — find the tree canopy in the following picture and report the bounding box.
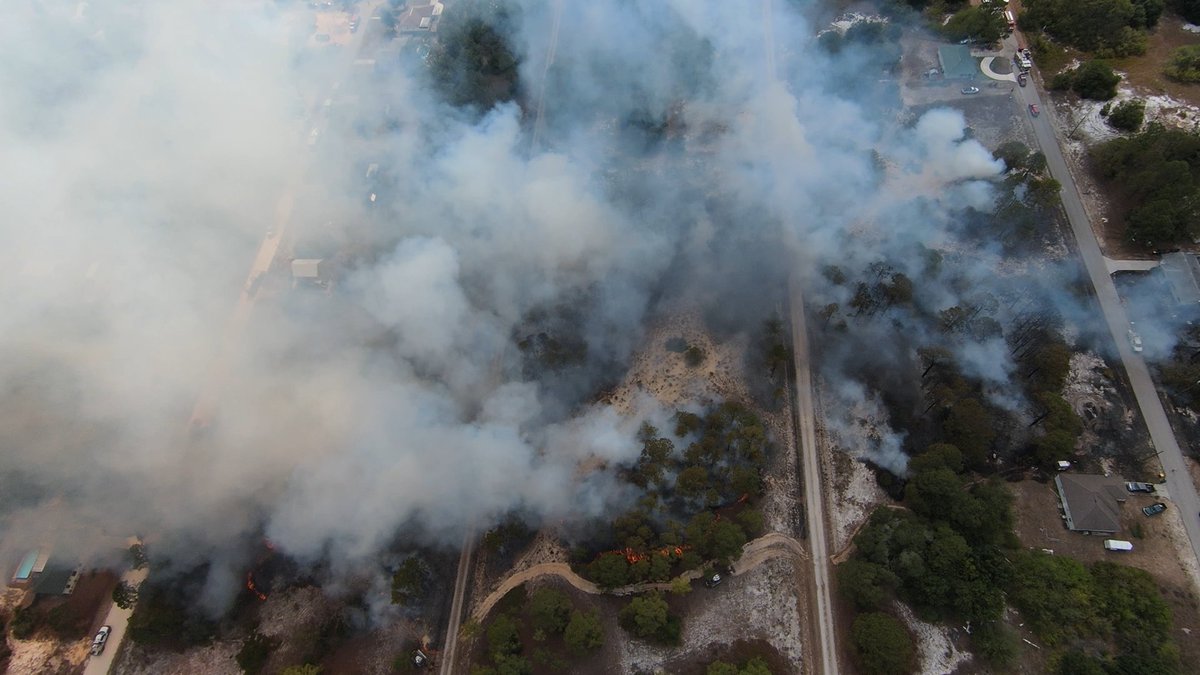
[1019,0,1155,56]
[850,612,916,675]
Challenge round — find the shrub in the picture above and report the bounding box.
[618,593,681,644]
[1165,45,1200,83]
[527,588,571,634]
[1107,99,1145,132]
[1071,61,1121,100]
[236,632,277,675]
[563,610,604,655]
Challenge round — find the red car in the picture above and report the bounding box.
[1029,104,1040,117]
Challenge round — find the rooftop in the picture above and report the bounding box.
[1055,473,1126,534]
[1160,252,1200,305]
[937,44,978,80]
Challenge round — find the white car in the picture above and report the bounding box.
[91,625,111,655]
[1128,329,1143,353]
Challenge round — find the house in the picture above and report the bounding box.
[33,566,80,596]
[396,1,444,33]
[937,44,978,80]
[1159,252,1200,305]
[1055,473,1127,535]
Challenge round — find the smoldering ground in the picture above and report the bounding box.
[0,0,1082,612]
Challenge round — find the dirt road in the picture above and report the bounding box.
[467,532,808,624]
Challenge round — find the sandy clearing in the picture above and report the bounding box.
[893,601,971,675]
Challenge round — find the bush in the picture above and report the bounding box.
[971,621,1020,667]
[1165,45,1200,83]
[1107,99,1145,132]
[1071,61,1121,100]
[563,610,604,655]
[486,614,522,660]
[850,612,916,675]
[618,593,681,645]
[113,581,138,610]
[837,559,898,611]
[527,588,571,634]
[236,632,277,675]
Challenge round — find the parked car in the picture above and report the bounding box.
[961,86,980,95]
[1104,539,1134,552]
[1017,72,1028,87]
[91,625,111,656]
[1143,502,1167,517]
[1126,482,1156,493]
[704,571,723,588]
[1029,104,1039,117]
[1128,326,1143,353]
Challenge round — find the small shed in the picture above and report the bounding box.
[291,259,324,280]
[937,44,978,80]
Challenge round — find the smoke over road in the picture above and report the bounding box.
[0,0,1031,607]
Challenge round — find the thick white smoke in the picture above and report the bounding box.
[0,0,1015,607]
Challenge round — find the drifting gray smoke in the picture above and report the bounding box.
[0,0,1038,608]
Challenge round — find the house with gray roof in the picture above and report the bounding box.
[1055,473,1127,535]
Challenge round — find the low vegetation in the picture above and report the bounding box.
[1011,553,1179,672]
[236,632,278,675]
[1164,44,1200,83]
[705,656,774,675]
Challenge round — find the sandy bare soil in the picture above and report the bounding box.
[618,556,805,674]
[892,601,971,675]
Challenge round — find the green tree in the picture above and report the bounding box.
[527,588,571,634]
[493,654,532,675]
[909,443,964,474]
[993,141,1031,172]
[735,509,765,537]
[487,614,522,659]
[392,557,426,604]
[971,621,1019,667]
[944,5,1008,43]
[112,581,137,610]
[850,612,916,675]
[1071,61,1121,100]
[676,466,710,499]
[587,554,630,589]
[618,593,681,644]
[1020,0,1149,56]
[1107,99,1145,132]
[942,398,995,468]
[563,610,604,655]
[837,559,898,611]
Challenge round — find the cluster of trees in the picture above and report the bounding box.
[618,592,681,645]
[850,613,917,675]
[705,656,773,675]
[391,557,426,605]
[579,404,768,588]
[1177,0,1200,24]
[1019,0,1161,57]
[1010,553,1179,673]
[841,439,1018,670]
[994,141,1063,210]
[128,582,217,649]
[1051,61,1121,101]
[8,602,91,641]
[1006,319,1085,468]
[427,0,521,112]
[943,1,1010,44]
[473,587,604,675]
[817,18,903,72]
[918,349,1001,470]
[1092,124,1200,247]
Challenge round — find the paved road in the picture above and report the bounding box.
[81,567,148,675]
[1012,43,1200,571]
